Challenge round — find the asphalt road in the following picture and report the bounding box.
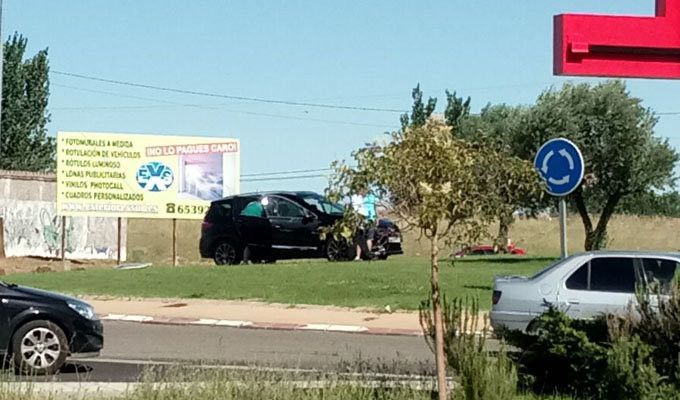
[12,321,435,382]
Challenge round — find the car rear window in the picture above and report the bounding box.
[205,200,233,221]
[531,257,572,280]
[566,264,588,290]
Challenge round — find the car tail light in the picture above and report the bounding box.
[492,290,502,305]
[201,221,214,232]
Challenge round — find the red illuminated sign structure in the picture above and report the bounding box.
[554,0,680,79]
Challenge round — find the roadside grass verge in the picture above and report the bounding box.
[4,256,551,311]
[0,366,574,399]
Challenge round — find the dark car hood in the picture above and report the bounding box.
[9,285,81,304]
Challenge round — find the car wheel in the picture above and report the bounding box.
[378,255,388,260]
[12,320,68,375]
[526,319,546,335]
[326,239,351,262]
[214,241,241,265]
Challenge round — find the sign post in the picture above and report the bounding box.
[534,138,584,259]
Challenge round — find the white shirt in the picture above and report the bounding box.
[351,194,367,216]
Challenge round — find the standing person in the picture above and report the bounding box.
[362,190,378,253]
[351,188,378,261]
[351,191,364,215]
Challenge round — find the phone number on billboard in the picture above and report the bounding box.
[166,203,209,215]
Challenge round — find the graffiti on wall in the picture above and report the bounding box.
[0,200,125,260]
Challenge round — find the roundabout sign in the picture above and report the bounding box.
[534,138,584,197]
[534,138,584,259]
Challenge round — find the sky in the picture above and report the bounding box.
[6,0,680,193]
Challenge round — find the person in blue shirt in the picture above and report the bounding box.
[353,189,378,261]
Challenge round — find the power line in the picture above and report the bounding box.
[241,174,328,182]
[52,83,399,128]
[51,70,408,113]
[51,104,177,111]
[52,73,680,119]
[52,83,218,109]
[241,168,332,177]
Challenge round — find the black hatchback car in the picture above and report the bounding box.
[199,191,403,265]
[0,281,103,375]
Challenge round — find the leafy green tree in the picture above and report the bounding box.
[616,191,680,218]
[518,81,678,250]
[443,90,470,133]
[400,84,436,130]
[448,100,544,249]
[1,33,54,171]
[327,120,539,400]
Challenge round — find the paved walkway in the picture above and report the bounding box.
[86,296,426,336]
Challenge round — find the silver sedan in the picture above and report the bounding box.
[490,251,679,332]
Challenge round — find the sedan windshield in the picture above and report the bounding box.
[300,194,344,215]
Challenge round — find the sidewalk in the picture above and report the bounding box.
[86,296,426,336]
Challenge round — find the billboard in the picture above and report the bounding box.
[57,132,240,219]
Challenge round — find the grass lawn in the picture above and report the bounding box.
[4,256,553,311]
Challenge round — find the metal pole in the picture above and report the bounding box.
[559,198,568,259]
[116,217,122,265]
[60,216,66,261]
[0,217,5,258]
[0,0,5,157]
[172,218,177,267]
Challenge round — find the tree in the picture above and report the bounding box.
[326,120,540,400]
[447,98,544,249]
[443,90,471,133]
[518,81,678,250]
[615,190,680,218]
[1,33,54,171]
[400,84,436,130]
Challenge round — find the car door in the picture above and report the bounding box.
[264,196,318,253]
[234,196,272,251]
[0,286,10,352]
[558,256,638,320]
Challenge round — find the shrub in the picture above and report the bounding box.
[420,296,518,400]
[501,302,680,400]
[498,308,608,398]
[601,336,668,400]
[629,283,680,380]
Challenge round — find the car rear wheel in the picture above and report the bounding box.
[12,320,68,375]
[214,241,242,265]
[526,318,547,335]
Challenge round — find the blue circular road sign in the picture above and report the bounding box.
[534,138,584,197]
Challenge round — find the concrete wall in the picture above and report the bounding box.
[0,170,126,260]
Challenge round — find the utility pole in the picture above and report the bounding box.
[0,0,4,160]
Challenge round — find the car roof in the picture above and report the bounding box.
[581,250,680,259]
[212,191,320,203]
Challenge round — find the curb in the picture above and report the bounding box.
[99,314,425,337]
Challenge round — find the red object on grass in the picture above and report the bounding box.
[454,244,526,258]
[554,0,680,79]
